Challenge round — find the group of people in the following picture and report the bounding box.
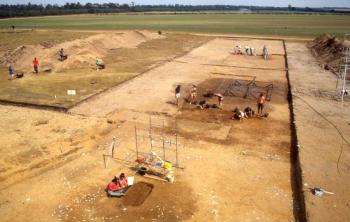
[174,85,224,109]
[105,173,129,197]
[8,57,39,80]
[233,44,269,60]
[233,45,256,56]
[175,85,267,117]
[8,49,105,79]
[232,93,266,121]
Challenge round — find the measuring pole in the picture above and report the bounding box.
[341,47,349,104]
[175,133,179,167]
[135,126,139,159]
[341,65,347,104]
[111,137,116,157]
[149,116,152,137]
[162,118,166,160]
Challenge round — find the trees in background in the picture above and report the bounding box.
[0,2,345,19]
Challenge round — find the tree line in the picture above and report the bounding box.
[0,2,348,18]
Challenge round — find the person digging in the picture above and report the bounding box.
[214,93,224,108]
[96,57,105,70]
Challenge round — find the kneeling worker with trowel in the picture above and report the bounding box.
[96,57,105,70]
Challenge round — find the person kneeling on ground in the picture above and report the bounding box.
[8,66,14,80]
[232,108,246,121]
[59,48,68,61]
[244,106,255,118]
[96,57,105,70]
[105,176,128,197]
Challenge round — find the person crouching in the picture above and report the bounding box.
[106,177,125,197]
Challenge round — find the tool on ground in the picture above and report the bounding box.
[312,187,335,197]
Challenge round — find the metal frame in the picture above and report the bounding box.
[220,78,273,101]
[336,34,350,103]
[134,116,182,168]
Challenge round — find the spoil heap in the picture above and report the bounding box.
[0,30,163,73]
[308,34,349,74]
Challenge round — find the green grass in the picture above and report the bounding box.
[0,29,94,51]
[1,13,350,37]
[0,33,211,108]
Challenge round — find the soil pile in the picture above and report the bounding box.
[0,30,163,73]
[308,34,349,73]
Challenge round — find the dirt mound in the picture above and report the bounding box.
[0,30,164,73]
[308,34,348,73]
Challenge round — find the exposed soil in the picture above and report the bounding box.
[0,30,211,108]
[0,30,163,73]
[287,41,350,222]
[123,182,154,206]
[0,34,316,222]
[307,34,349,74]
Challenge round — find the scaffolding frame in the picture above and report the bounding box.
[336,34,350,103]
[135,115,182,168]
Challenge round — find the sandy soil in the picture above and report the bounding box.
[287,42,350,221]
[1,30,163,73]
[69,38,286,116]
[0,105,111,189]
[0,36,297,222]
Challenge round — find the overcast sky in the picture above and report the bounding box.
[0,0,349,7]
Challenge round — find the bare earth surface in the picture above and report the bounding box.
[1,34,333,222]
[287,42,350,221]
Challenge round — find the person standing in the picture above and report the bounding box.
[32,57,39,74]
[8,66,14,80]
[189,85,197,104]
[262,45,268,60]
[175,85,181,107]
[257,93,266,115]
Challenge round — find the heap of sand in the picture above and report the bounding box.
[0,30,163,73]
[308,34,349,74]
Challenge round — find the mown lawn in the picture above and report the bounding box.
[0,13,349,37]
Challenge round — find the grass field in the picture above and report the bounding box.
[0,32,211,108]
[1,13,350,37]
[0,29,95,51]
